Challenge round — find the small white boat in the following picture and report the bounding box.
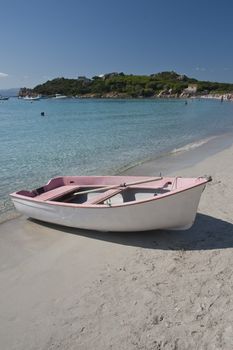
[0,95,9,100]
[53,93,67,99]
[23,95,41,101]
[10,175,211,232]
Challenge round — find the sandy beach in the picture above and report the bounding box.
[1,141,233,350]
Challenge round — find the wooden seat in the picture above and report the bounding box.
[85,188,124,205]
[36,185,80,201]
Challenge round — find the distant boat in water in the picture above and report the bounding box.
[53,93,68,99]
[0,96,9,100]
[23,95,41,101]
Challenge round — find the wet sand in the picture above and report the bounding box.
[1,140,233,349]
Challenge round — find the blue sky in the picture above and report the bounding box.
[0,0,233,88]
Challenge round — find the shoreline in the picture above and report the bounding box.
[1,133,233,349]
[77,94,233,101]
[1,130,233,225]
[121,131,233,176]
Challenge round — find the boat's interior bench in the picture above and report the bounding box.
[84,188,124,204]
[36,185,80,201]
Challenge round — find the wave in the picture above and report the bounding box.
[117,135,220,175]
[171,136,217,155]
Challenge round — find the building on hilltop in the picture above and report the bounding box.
[183,84,198,94]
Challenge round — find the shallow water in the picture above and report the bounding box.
[1,97,233,221]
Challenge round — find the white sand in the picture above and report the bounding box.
[0,144,233,349]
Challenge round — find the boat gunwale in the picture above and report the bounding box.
[10,178,209,209]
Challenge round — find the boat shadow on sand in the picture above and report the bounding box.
[30,213,233,251]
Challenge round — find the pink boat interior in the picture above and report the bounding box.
[12,176,209,206]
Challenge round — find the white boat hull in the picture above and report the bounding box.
[23,96,40,100]
[11,184,205,232]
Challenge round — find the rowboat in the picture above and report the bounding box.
[10,175,211,232]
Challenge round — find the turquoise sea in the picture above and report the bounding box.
[1,97,233,222]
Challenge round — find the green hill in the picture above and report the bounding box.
[20,71,233,98]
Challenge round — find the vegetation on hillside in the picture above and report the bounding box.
[19,71,233,98]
